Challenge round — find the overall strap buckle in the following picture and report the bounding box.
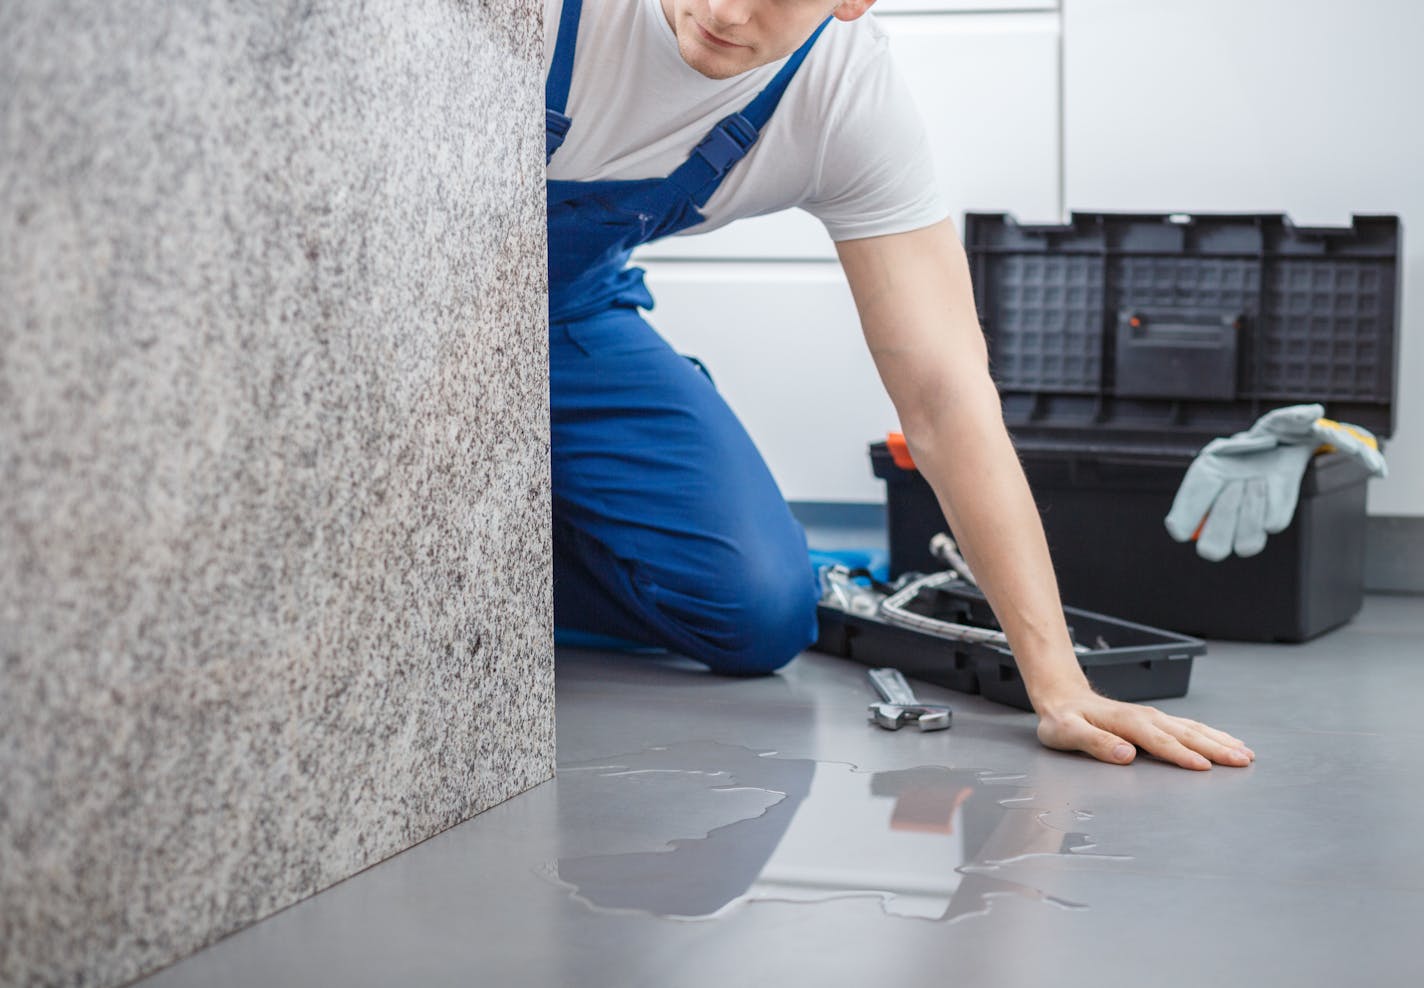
[546,108,573,163]
[691,113,759,176]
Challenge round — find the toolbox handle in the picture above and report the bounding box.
[1287,223,1357,239]
[1015,222,1076,236]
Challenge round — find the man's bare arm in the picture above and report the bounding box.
[835,218,1254,770]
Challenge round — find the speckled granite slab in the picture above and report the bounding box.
[0,2,550,986]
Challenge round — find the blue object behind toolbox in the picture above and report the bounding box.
[879,211,1401,643]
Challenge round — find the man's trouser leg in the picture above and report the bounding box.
[550,307,819,676]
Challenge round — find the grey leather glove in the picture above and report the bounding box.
[1165,404,1386,561]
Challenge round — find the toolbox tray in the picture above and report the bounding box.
[812,582,1205,712]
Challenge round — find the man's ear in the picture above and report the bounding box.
[832,0,877,23]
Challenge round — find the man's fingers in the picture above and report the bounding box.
[1181,719,1255,759]
[1040,718,1137,765]
[1173,726,1253,767]
[1138,729,1213,771]
[1037,702,1255,772]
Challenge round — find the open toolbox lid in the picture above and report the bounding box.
[962,212,1401,457]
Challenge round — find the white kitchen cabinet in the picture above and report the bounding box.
[638,10,1063,261]
[1062,0,1424,516]
[636,261,898,503]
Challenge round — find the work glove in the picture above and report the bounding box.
[1164,404,1386,561]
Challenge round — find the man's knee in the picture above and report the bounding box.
[689,561,820,676]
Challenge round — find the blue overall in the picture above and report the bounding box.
[546,1,830,675]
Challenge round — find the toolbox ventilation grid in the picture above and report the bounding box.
[1261,260,1390,400]
[991,254,1105,393]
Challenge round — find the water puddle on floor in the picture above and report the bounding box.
[545,741,1129,923]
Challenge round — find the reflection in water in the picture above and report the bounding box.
[550,741,1129,923]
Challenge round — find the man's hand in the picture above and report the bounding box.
[836,222,1256,774]
[1034,689,1255,770]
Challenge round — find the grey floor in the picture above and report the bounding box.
[139,595,1424,988]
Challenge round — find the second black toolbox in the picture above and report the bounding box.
[877,211,1401,643]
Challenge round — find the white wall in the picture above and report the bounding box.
[642,0,1419,517]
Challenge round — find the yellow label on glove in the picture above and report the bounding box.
[1315,417,1379,455]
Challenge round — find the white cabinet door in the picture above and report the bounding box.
[638,10,1063,261]
[637,261,899,503]
[1063,0,1424,516]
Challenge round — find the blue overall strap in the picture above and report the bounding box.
[545,0,584,161]
[667,16,833,206]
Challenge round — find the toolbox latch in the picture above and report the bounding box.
[1114,307,1244,401]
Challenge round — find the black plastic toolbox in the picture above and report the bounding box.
[876,212,1401,643]
[813,582,1204,711]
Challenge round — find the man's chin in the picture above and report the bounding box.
[677,38,754,80]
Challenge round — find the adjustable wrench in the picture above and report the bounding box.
[867,668,952,732]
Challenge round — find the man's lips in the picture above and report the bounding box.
[694,21,744,49]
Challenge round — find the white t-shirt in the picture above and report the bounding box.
[544,0,948,242]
